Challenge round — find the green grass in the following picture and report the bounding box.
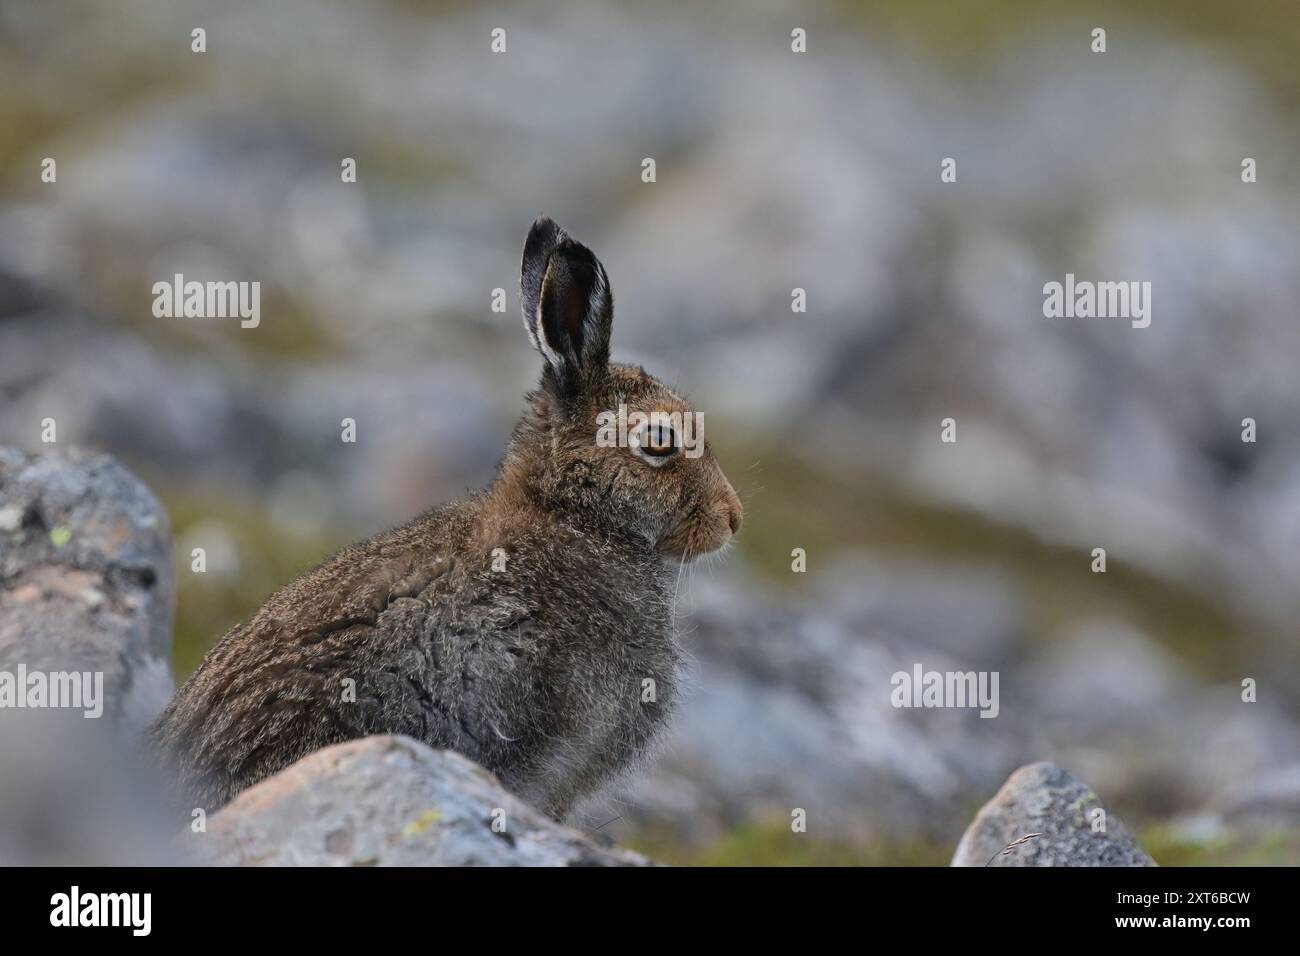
[627,820,953,867]
[1141,825,1300,866]
[628,820,1300,867]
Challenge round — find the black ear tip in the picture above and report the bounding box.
[553,236,600,271]
[524,216,564,259]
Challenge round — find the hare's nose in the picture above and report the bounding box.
[723,488,743,534]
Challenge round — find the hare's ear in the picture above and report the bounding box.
[520,216,612,397]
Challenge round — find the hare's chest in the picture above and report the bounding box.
[585,609,680,721]
[524,591,682,813]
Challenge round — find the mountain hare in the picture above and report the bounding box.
[152,217,743,818]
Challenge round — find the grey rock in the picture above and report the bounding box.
[813,554,1026,665]
[951,762,1156,867]
[198,735,653,867]
[0,446,175,734]
[1024,621,1193,725]
[1020,679,1300,823]
[589,574,1028,848]
[0,446,180,863]
[1211,762,1300,831]
[0,709,180,866]
[0,307,501,533]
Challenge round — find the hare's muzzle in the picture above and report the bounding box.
[663,474,743,559]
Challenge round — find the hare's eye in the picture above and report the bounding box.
[632,421,679,464]
[646,422,676,454]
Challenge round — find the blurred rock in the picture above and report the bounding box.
[951,762,1156,867]
[1211,762,1300,831]
[0,304,501,532]
[590,575,1029,848]
[1021,676,1300,821]
[199,735,653,867]
[1025,621,1193,722]
[813,555,1026,666]
[617,578,1300,852]
[0,710,180,865]
[0,446,174,733]
[0,446,179,863]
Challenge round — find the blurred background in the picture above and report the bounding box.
[2,0,1299,864]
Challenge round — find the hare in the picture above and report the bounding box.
[151,217,743,819]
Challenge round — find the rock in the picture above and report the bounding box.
[0,709,181,865]
[1024,621,1193,723]
[951,762,1156,867]
[1211,762,1300,831]
[0,447,180,863]
[198,735,653,867]
[1014,672,1300,823]
[0,307,502,534]
[0,447,174,734]
[591,574,1029,849]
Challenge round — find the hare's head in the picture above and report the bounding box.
[507,217,742,561]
